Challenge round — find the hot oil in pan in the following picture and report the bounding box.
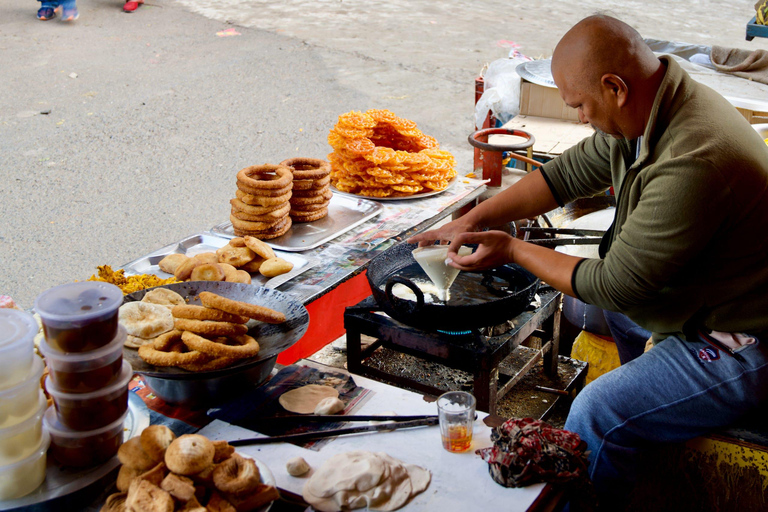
[385,263,525,306]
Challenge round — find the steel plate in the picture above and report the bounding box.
[120,233,319,290]
[0,393,150,512]
[210,193,383,252]
[516,59,556,88]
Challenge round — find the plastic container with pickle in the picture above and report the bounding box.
[34,281,123,353]
[43,406,128,469]
[40,326,126,393]
[45,360,132,431]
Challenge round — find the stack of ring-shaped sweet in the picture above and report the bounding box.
[327,109,457,198]
[231,164,294,239]
[279,157,332,223]
[136,292,286,372]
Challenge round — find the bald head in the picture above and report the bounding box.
[553,15,658,93]
[551,15,665,139]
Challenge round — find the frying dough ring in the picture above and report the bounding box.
[230,198,286,215]
[173,318,249,337]
[164,435,215,476]
[290,208,328,223]
[279,158,331,180]
[235,189,293,206]
[237,164,293,190]
[291,185,331,198]
[199,291,286,324]
[289,189,333,205]
[138,343,212,367]
[230,214,288,232]
[171,305,248,324]
[177,355,240,372]
[213,454,261,496]
[181,331,260,358]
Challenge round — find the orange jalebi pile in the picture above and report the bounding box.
[327,109,457,198]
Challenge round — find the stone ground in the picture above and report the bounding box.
[2,0,767,308]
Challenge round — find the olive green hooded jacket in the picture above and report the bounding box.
[540,56,768,340]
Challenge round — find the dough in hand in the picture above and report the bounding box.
[314,397,345,415]
[279,384,340,414]
[286,457,311,477]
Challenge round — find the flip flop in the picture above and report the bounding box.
[123,0,143,12]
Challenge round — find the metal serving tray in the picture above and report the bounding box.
[210,193,383,252]
[120,233,319,289]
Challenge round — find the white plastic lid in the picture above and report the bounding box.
[0,309,38,350]
[34,282,123,324]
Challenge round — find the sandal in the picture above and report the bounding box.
[123,0,142,12]
[36,5,58,20]
[61,5,78,20]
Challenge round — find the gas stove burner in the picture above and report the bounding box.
[436,329,474,336]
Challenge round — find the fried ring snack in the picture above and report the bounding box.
[236,181,293,198]
[290,185,331,198]
[230,198,286,216]
[259,257,294,277]
[153,329,183,351]
[230,204,290,223]
[289,189,333,205]
[176,355,240,372]
[243,236,276,260]
[181,331,260,359]
[199,291,286,323]
[125,479,174,512]
[236,164,293,190]
[290,207,328,223]
[235,189,292,206]
[229,214,286,232]
[173,318,249,337]
[218,262,240,282]
[232,216,292,240]
[292,174,331,190]
[279,157,331,180]
[158,254,189,275]
[138,342,212,367]
[291,200,331,212]
[172,305,248,324]
[164,434,215,475]
[213,454,261,496]
[212,440,236,463]
[140,425,177,463]
[190,263,226,282]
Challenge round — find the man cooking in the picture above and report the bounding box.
[410,14,768,510]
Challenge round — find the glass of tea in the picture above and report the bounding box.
[437,391,476,453]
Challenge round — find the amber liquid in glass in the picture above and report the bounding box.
[441,425,472,452]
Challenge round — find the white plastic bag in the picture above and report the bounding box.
[475,55,530,129]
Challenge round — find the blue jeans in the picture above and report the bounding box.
[603,310,652,365]
[564,333,768,510]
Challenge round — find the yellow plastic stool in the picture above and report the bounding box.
[569,330,620,385]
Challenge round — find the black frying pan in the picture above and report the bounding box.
[366,243,539,330]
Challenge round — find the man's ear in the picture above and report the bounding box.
[601,73,628,108]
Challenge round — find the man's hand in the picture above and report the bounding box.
[407,217,478,247]
[446,231,516,271]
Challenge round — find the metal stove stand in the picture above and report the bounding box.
[345,289,565,415]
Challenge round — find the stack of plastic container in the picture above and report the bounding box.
[0,309,49,500]
[34,282,133,469]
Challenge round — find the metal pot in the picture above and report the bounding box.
[123,281,309,405]
[366,242,539,330]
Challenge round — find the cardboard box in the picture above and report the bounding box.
[519,80,581,122]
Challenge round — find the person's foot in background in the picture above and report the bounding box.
[123,0,143,13]
[36,2,59,20]
[60,0,78,21]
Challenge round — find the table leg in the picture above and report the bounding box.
[346,328,363,375]
[473,366,498,416]
[542,302,562,376]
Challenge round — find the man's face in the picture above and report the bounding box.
[553,67,620,138]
